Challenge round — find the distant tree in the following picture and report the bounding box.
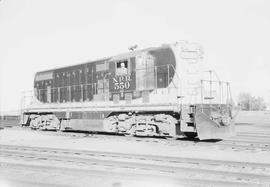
[237,93,252,110]
[252,96,267,111]
[238,92,266,111]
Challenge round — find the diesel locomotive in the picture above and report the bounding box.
[21,41,235,140]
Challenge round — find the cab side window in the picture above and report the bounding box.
[116,60,128,76]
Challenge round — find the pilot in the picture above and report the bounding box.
[117,62,128,75]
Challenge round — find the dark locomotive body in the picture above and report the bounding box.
[34,47,175,104]
[21,42,235,139]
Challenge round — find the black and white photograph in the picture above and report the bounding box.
[0,0,270,186]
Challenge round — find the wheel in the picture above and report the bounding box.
[184,132,197,139]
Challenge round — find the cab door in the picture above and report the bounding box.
[136,52,155,91]
[47,86,51,103]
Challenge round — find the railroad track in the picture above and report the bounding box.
[0,144,270,187]
[11,127,270,152]
[58,131,270,152]
[237,132,270,137]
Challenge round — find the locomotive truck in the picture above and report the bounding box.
[21,41,235,140]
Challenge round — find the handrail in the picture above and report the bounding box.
[200,73,233,118]
[201,79,229,84]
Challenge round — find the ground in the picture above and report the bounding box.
[0,111,270,187]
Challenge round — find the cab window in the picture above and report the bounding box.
[116,60,129,76]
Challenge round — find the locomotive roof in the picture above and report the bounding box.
[35,45,171,75]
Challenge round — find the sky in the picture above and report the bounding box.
[0,0,270,112]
